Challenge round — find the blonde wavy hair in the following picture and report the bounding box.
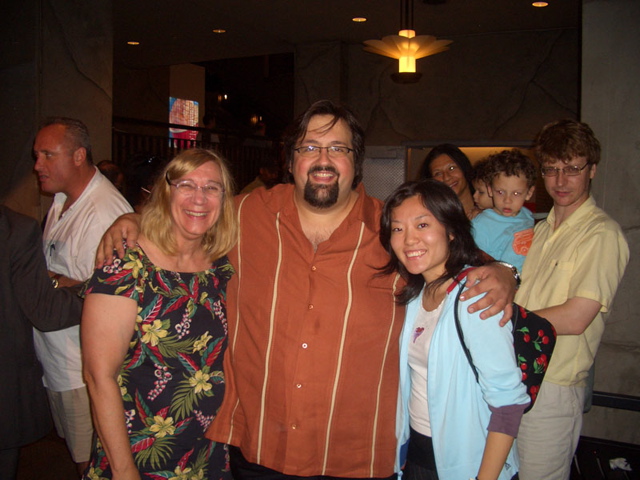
[141,149,238,261]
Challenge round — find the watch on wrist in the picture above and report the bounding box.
[494,261,521,289]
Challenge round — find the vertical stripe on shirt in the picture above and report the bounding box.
[226,193,250,444]
[321,221,365,474]
[257,212,284,463]
[369,272,401,476]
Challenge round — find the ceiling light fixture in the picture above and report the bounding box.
[352,17,367,23]
[212,29,226,34]
[127,41,140,46]
[363,0,451,83]
[532,1,549,6]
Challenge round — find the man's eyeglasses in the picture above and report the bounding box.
[294,145,354,158]
[540,163,590,177]
[166,173,224,198]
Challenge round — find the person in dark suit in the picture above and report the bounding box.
[0,205,83,480]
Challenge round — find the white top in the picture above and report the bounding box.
[33,168,133,391]
[408,298,444,436]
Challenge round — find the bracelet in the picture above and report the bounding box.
[493,261,521,289]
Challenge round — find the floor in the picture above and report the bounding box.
[572,436,640,480]
[16,431,640,480]
[18,431,77,480]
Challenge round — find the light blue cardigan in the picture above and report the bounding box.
[395,280,529,480]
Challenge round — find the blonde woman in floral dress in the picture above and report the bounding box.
[81,149,237,480]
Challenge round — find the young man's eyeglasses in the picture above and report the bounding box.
[540,163,590,177]
[294,145,354,158]
[166,173,224,198]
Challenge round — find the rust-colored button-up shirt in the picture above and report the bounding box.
[206,184,404,477]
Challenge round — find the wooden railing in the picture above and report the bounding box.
[112,117,281,191]
[592,391,640,412]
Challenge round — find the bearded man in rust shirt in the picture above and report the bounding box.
[97,100,516,480]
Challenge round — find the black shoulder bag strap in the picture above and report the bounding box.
[453,279,480,383]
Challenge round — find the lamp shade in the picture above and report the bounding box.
[363,34,452,73]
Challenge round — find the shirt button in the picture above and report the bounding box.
[311,265,317,271]
[291,424,297,430]
[308,304,313,310]
[301,343,308,349]
[296,383,302,388]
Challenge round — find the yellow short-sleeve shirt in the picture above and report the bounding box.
[515,196,629,386]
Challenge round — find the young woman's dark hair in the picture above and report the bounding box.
[380,179,484,304]
[420,144,475,195]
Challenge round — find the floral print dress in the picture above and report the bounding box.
[82,244,234,480]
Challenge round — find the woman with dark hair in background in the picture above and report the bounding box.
[420,144,480,219]
[381,179,528,480]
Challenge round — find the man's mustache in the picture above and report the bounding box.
[308,166,339,175]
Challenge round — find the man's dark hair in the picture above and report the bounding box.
[282,100,365,188]
[534,119,601,166]
[40,117,93,164]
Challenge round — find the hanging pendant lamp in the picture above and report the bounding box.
[363,0,452,83]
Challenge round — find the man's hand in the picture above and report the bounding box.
[95,213,141,267]
[460,263,517,325]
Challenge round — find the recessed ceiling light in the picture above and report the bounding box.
[212,29,226,34]
[127,41,140,45]
[532,1,548,6]
[352,17,367,23]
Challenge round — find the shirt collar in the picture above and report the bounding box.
[53,166,100,210]
[546,195,597,231]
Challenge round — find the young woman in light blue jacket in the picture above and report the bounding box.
[380,180,530,480]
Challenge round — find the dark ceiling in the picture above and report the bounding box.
[114,0,581,68]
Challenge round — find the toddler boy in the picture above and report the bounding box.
[471,158,494,211]
[471,149,536,270]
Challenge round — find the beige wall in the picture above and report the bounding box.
[580,0,640,445]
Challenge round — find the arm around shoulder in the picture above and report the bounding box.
[461,263,517,322]
[95,212,142,267]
